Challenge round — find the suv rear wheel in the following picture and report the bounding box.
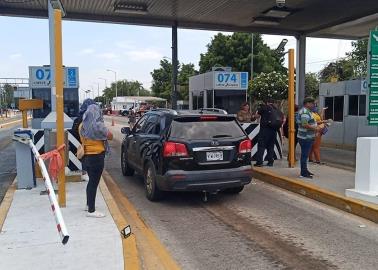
[121,150,134,176]
[144,162,163,201]
[224,186,244,194]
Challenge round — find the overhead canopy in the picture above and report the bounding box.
[1,0,378,39]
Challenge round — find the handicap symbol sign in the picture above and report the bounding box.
[67,68,77,87]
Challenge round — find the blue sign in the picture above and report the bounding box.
[67,68,77,87]
[213,71,248,90]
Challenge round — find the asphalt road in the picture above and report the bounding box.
[0,119,21,203]
[104,116,378,270]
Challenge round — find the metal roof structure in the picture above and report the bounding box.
[1,0,378,39]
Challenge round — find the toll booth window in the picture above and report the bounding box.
[324,97,334,120]
[334,96,344,122]
[348,95,359,116]
[359,95,366,116]
[348,95,366,116]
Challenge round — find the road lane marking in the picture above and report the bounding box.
[0,178,16,231]
[102,170,181,270]
[100,177,140,270]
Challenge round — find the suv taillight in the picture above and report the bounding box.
[163,142,189,157]
[239,139,252,153]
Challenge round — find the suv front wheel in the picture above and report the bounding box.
[144,162,163,201]
[121,150,134,176]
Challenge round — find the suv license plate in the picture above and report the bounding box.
[206,151,223,161]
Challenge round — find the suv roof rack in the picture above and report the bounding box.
[197,108,228,115]
[150,108,178,115]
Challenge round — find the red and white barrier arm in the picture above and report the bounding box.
[13,135,69,245]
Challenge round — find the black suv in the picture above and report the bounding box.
[121,109,253,201]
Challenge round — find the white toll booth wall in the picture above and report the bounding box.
[319,79,378,147]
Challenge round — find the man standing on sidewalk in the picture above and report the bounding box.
[297,97,319,179]
[254,99,284,167]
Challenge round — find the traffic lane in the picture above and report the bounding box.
[105,140,282,270]
[206,183,378,270]
[105,140,344,270]
[0,124,20,203]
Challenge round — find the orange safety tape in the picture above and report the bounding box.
[40,144,65,181]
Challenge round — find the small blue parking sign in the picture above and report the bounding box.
[67,68,77,87]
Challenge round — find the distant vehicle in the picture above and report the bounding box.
[120,109,253,201]
[102,107,112,115]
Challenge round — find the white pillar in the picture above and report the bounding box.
[296,35,306,106]
[48,2,56,112]
[346,137,378,204]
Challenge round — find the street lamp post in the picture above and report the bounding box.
[106,69,117,110]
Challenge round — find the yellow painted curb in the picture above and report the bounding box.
[0,179,17,231]
[252,168,378,223]
[103,170,181,270]
[100,177,140,270]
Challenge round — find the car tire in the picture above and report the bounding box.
[224,186,244,194]
[144,162,163,201]
[121,150,134,176]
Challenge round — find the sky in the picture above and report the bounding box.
[0,16,353,101]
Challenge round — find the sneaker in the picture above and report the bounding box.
[267,163,274,167]
[254,163,264,167]
[307,171,314,176]
[81,173,89,181]
[86,211,106,218]
[300,174,313,179]
[84,205,88,212]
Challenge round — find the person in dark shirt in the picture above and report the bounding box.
[254,100,283,167]
[71,98,96,181]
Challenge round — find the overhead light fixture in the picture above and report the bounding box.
[114,2,148,15]
[263,8,291,19]
[252,17,280,26]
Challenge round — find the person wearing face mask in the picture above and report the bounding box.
[308,105,327,164]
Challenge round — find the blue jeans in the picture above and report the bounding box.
[298,138,314,176]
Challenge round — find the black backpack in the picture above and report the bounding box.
[266,105,284,130]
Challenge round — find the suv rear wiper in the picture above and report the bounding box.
[212,134,232,138]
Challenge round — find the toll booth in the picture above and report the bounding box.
[319,79,377,147]
[29,66,79,129]
[189,68,248,114]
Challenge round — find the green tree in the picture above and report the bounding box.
[347,38,368,78]
[1,84,14,108]
[102,79,150,102]
[319,59,354,82]
[199,33,286,77]
[178,63,198,100]
[151,59,174,100]
[151,60,198,101]
[249,71,288,101]
[305,73,320,98]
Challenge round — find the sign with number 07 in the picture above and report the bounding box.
[213,71,248,90]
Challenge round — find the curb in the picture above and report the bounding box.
[0,179,17,231]
[252,168,378,223]
[102,170,181,270]
[99,177,140,270]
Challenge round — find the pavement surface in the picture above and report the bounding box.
[0,118,22,203]
[262,159,355,196]
[281,139,356,170]
[0,180,123,270]
[104,115,378,270]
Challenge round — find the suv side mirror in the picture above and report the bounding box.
[121,127,131,135]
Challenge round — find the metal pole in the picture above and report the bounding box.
[53,8,66,207]
[171,21,178,110]
[288,49,295,168]
[251,33,254,81]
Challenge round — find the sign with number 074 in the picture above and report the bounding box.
[213,71,248,90]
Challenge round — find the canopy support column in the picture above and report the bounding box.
[296,35,306,105]
[171,21,178,110]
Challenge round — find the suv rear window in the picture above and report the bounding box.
[170,119,245,140]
